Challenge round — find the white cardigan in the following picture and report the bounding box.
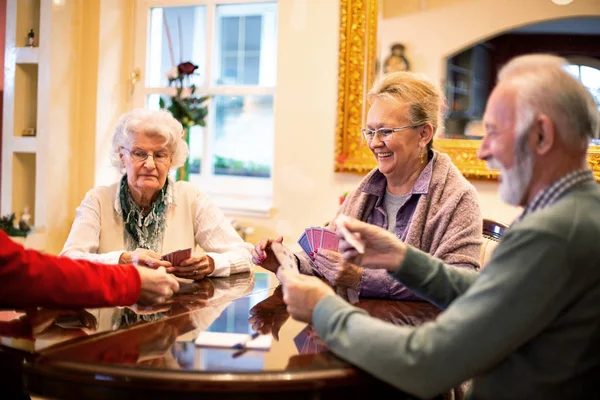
[60,179,254,277]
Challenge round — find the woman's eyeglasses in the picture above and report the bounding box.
[121,147,171,164]
[361,124,421,142]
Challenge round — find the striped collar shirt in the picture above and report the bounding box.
[515,168,595,223]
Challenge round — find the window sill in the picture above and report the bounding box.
[189,174,273,218]
[210,193,273,218]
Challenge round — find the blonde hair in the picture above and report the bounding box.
[367,71,446,149]
[498,54,600,150]
[110,108,189,171]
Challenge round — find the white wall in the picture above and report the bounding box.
[379,0,600,225]
[230,0,364,249]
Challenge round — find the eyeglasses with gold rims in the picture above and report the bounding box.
[361,124,422,142]
[121,147,172,164]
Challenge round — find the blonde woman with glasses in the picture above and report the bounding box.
[61,108,254,281]
[253,71,482,300]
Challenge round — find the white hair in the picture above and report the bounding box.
[498,54,600,151]
[110,108,189,171]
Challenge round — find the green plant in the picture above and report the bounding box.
[213,155,271,178]
[159,61,209,129]
[0,213,31,237]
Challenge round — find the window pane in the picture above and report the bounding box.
[580,66,600,108]
[146,94,205,176]
[147,6,206,88]
[565,64,580,79]
[213,3,277,86]
[212,95,273,178]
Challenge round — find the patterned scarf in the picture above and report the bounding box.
[119,175,169,252]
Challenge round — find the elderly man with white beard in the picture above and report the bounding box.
[276,53,600,400]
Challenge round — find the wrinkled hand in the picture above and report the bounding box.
[136,266,180,305]
[168,254,215,280]
[277,269,335,324]
[248,287,289,340]
[120,248,172,269]
[251,236,284,273]
[313,249,363,290]
[337,216,406,272]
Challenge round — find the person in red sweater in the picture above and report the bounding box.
[0,231,179,308]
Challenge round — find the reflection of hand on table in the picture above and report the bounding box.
[248,286,289,341]
[26,309,97,341]
[175,279,215,301]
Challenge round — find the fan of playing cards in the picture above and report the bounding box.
[298,227,339,257]
[161,248,192,266]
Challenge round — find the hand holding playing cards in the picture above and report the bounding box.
[168,254,215,280]
[120,248,171,269]
[313,249,363,290]
[135,266,180,305]
[251,236,284,273]
[277,268,335,324]
[337,216,407,273]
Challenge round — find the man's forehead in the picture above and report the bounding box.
[483,83,518,128]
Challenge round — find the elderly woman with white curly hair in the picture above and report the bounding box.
[60,108,254,280]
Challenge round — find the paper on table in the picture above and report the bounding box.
[194,331,272,350]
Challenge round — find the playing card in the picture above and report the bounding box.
[312,228,323,251]
[320,229,339,251]
[162,248,192,266]
[271,242,299,274]
[336,216,365,254]
[306,227,315,251]
[297,232,312,257]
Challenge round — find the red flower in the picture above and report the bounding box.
[337,153,347,165]
[177,61,198,76]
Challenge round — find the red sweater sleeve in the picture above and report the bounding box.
[0,232,141,308]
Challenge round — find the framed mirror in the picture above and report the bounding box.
[334,0,378,173]
[335,4,600,180]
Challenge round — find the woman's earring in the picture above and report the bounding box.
[419,150,425,165]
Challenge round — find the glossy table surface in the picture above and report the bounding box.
[0,271,442,399]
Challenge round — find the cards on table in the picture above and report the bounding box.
[161,248,192,266]
[297,227,339,257]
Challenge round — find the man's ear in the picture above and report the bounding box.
[419,123,434,148]
[534,114,555,156]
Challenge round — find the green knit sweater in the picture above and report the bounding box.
[313,182,600,399]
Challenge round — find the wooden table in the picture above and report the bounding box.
[0,271,441,399]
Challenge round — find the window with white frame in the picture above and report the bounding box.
[135,0,277,216]
[565,56,600,111]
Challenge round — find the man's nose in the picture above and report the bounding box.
[477,136,490,161]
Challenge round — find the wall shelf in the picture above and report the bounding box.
[2,0,45,249]
[11,136,37,153]
[15,47,39,64]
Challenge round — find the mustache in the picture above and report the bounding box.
[486,159,503,171]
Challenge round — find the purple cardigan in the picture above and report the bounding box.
[299,151,482,300]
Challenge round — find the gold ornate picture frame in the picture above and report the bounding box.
[334,0,600,180]
[334,0,378,173]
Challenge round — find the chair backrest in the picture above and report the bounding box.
[480,219,510,268]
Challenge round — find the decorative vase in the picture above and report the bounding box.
[176,126,190,181]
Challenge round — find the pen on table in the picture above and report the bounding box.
[232,332,261,358]
[233,332,260,350]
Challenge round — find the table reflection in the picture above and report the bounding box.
[0,272,257,354]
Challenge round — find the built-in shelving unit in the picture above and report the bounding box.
[445,43,491,120]
[2,0,45,248]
